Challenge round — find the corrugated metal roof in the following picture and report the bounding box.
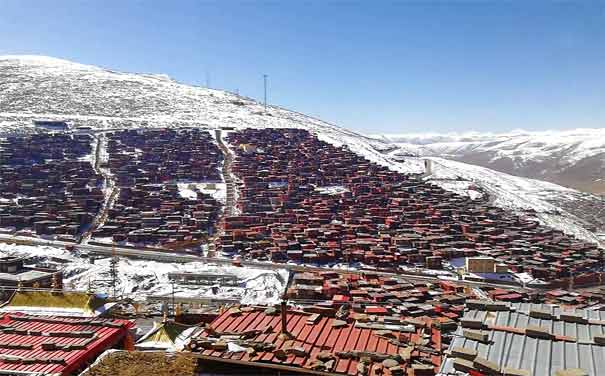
[467,302,605,342]
[439,303,605,376]
[0,313,133,375]
[190,306,442,375]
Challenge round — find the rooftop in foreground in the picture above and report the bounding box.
[81,350,198,376]
[0,313,133,375]
[439,302,605,376]
[188,304,442,376]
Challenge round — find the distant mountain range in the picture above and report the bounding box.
[380,129,605,195]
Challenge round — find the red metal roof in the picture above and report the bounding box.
[0,313,134,375]
[191,307,441,376]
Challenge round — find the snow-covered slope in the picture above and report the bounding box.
[0,55,602,246]
[422,157,602,243]
[380,129,605,195]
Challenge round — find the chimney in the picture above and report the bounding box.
[281,301,288,335]
[279,300,292,340]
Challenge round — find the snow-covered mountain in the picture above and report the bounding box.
[0,55,603,246]
[380,129,605,195]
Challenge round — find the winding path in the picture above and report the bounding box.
[216,129,236,217]
[79,133,119,244]
[206,130,237,256]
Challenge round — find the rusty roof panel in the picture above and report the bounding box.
[189,306,442,376]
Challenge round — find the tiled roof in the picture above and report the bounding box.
[439,302,605,376]
[0,313,133,375]
[189,306,442,376]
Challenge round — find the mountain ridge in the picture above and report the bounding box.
[381,129,605,195]
[0,54,602,245]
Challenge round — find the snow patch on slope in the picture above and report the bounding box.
[0,242,287,304]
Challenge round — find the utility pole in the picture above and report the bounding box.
[171,281,176,318]
[263,74,268,112]
[109,244,119,298]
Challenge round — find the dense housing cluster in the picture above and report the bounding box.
[103,129,222,186]
[217,129,601,281]
[287,271,470,326]
[0,133,103,240]
[485,285,605,307]
[287,270,605,318]
[93,129,222,246]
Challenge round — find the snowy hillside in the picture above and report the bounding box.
[0,56,412,171]
[380,129,605,195]
[0,54,602,246]
[421,157,602,244]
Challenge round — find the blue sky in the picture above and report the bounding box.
[1,1,604,134]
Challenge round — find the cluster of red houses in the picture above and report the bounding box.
[286,271,471,328]
[284,271,595,325]
[92,129,223,246]
[216,129,601,281]
[546,288,605,306]
[0,134,104,240]
[1,127,602,283]
[93,183,221,246]
[102,129,222,186]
